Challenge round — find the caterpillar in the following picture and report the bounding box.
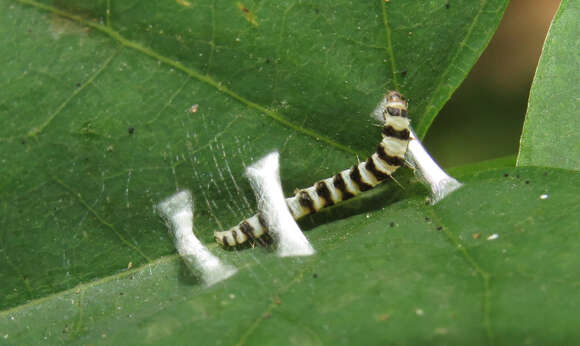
[214,91,411,247]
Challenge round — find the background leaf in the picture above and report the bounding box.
[2,167,579,345]
[516,0,580,170]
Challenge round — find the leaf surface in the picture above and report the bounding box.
[2,167,579,345]
[0,0,508,310]
[517,0,580,170]
[0,0,516,343]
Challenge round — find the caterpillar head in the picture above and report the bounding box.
[371,90,408,123]
[386,90,405,104]
[383,91,408,119]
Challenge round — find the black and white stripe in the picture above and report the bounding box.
[215,91,410,247]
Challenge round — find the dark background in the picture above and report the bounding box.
[424,0,561,167]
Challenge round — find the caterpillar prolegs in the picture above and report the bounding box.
[214,91,411,247]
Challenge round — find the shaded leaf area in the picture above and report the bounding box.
[447,155,516,178]
[0,0,508,310]
[517,0,580,170]
[1,167,579,346]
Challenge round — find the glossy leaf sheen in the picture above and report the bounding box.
[517,0,580,170]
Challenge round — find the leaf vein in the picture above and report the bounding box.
[0,255,180,316]
[51,175,152,262]
[30,51,117,138]
[235,272,305,346]
[426,209,494,346]
[16,0,358,157]
[145,77,191,126]
[380,0,399,90]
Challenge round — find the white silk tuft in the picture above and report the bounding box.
[158,190,237,286]
[246,152,315,257]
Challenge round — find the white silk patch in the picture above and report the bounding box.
[246,152,315,257]
[405,129,463,204]
[158,190,237,286]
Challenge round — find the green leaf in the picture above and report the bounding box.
[516,0,580,170]
[0,0,512,341]
[0,0,508,311]
[448,155,516,178]
[1,167,579,345]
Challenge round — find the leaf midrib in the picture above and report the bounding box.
[16,0,359,157]
[0,254,179,317]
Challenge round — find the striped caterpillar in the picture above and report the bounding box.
[214,91,411,247]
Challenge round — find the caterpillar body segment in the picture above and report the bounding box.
[215,91,411,248]
[214,214,273,247]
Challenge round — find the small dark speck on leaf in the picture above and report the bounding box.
[436,226,443,231]
[76,82,81,87]
[128,127,135,135]
[389,222,395,227]
[516,174,520,178]
[119,292,124,296]
[241,7,249,13]
[424,217,431,222]
[265,58,270,64]
[401,69,407,77]
[445,0,450,9]
[543,172,548,176]
[20,140,26,145]
[313,273,318,279]
[525,180,530,184]
[315,8,320,14]
[503,173,509,177]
